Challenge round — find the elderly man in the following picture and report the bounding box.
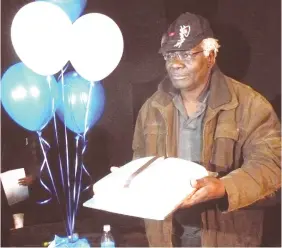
[132,12,281,247]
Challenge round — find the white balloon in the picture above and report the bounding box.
[11,2,72,76]
[70,13,124,81]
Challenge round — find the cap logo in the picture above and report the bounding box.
[174,25,190,48]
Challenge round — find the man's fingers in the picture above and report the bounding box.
[190,178,197,188]
[18,178,29,186]
[190,187,208,203]
[207,171,219,178]
[190,178,205,189]
[190,176,211,189]
[110,166,119,172]
[180,187,209,208]
[177,189,197,209]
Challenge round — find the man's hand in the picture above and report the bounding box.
[110,166,120,172]
[18,175,35,186]
[109,167,226,208]
[179,176,226,208]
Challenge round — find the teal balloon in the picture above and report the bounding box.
[57,71,105,134]
[1,62,58,131]
[36,0,87,23]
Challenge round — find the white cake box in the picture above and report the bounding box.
[83,156,208,220]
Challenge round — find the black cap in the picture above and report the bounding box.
[159,12,213,54]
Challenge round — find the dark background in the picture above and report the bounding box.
[1,0,281,246]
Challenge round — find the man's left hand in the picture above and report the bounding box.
[179,176,226,208]
[18,176,35,186]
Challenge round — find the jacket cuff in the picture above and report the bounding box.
[217,191,229,212]
[219,175,239,212]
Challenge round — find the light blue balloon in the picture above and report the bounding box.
[36,0,87,23]
[1,62,58,131]
[57,71,105,134]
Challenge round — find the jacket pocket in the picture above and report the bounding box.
[144,124,166,156]
[210,125,240,174]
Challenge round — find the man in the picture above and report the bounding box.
[1,133,40,231]
[132,12,281,247]
[1,132,40,187]
[18,134,40,187]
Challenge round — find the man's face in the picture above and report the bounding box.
[164,43,211,91]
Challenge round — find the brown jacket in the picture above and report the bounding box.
[132,68,281,247]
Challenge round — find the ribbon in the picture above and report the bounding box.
[57,62,70,82]
[69,81,94,234]
[80,82,94,192]
[54,71,71,236]
[36,131,59,204]
[81,164,92,192]
[71,135,82,233]
[36,76,58,205]
[60,71,73,236]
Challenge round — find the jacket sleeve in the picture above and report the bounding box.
[220,94,281,212]
[132,100,149,160]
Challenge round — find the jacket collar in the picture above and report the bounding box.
[207,67,238,110]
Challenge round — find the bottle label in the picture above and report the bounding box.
[101,241,115,247]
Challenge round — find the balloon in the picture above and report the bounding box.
[69,13,124,81]
[36,0,87,23]
[1,63,59,131]
[57,71,105,134]
[11,1,72,76]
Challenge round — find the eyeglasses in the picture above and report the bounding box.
[163,50,204,62]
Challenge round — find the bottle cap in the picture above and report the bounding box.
[103,224,111,232]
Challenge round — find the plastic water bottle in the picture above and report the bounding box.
[100,225,115,247]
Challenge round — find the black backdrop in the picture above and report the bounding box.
[1,0,281,173]
[1,0,281,246]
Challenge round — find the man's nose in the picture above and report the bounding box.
[170,60,185,69]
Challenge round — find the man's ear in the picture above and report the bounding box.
[207,51,216,68]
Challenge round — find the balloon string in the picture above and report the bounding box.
[81,82,94,191]
[71,81,94,233]
[71,135,81,233]
[47,75,66,195]
[81,164,92,192]
[73,134,84,217]
[61,71,72,236]
[57,62,70,82]
[53,110,65,192]
[83,81,94,140]
[54,71,70,236]
[75,153,83,214]
[37,131,60,204]
[36,135,52,205]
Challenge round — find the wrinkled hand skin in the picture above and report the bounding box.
[18,175,35,186]
[179,176,226,208]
